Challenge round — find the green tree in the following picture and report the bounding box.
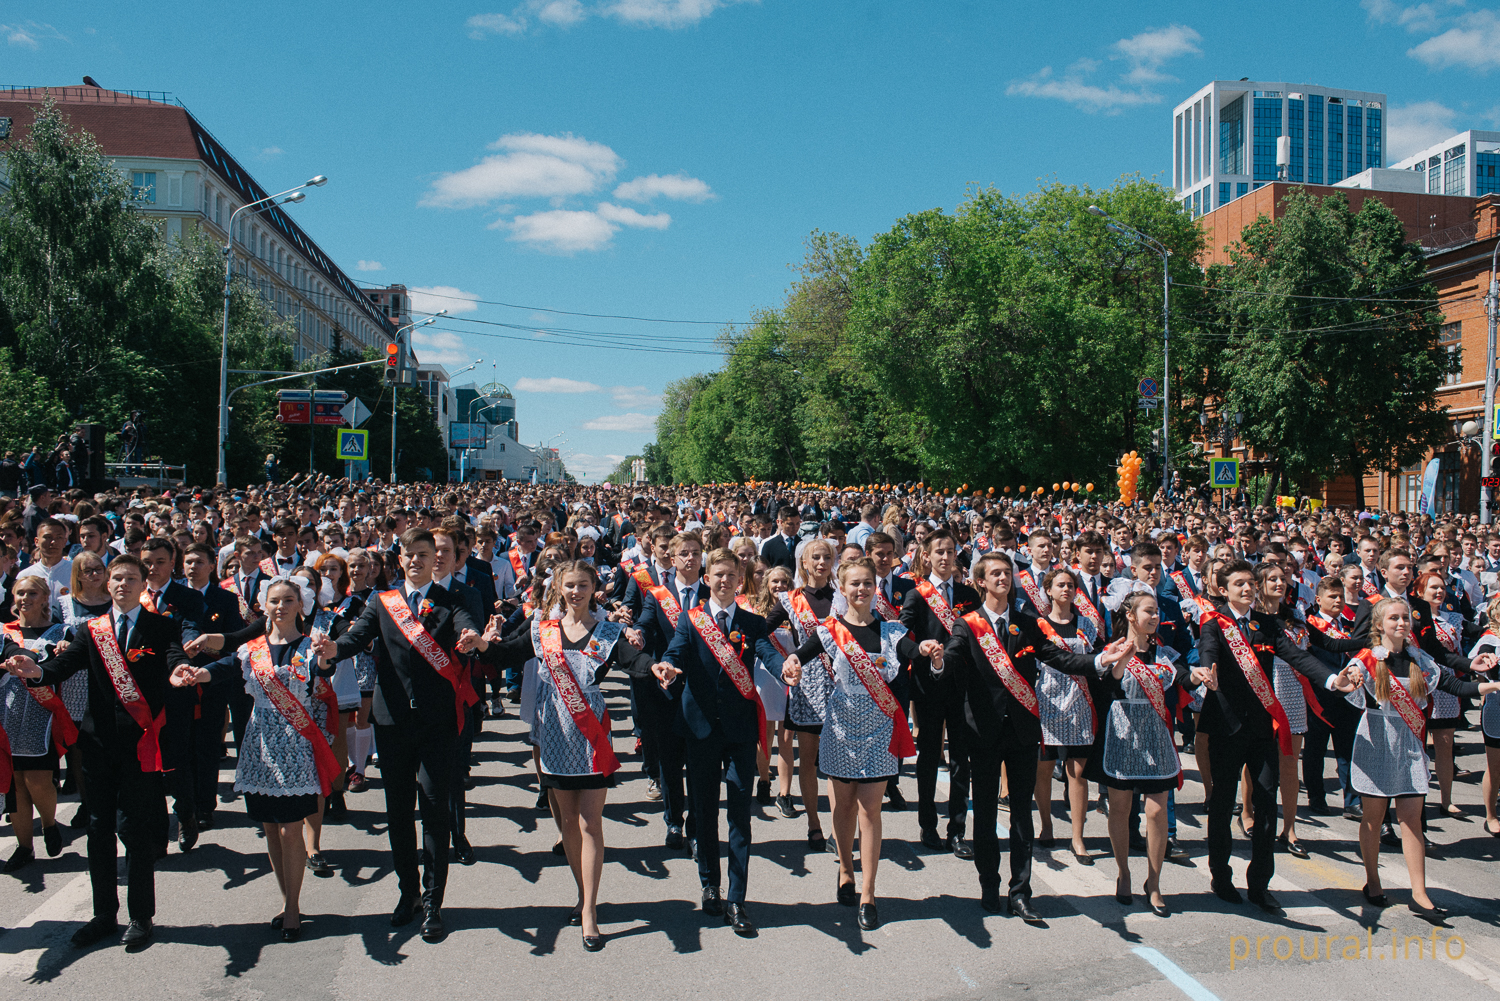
[0,347,70,455]
[1206,189,1449,504]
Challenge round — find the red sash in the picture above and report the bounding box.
[1208,610,1295,755]
[1033,616,1097,734]
[378,590,478,732]
[1306,613,1349,639]
[685,606,768,760]
[872,587,900,622]
[1359,571,1380,600]
[1014,568,1049,616]
[1433,618,1460,654]
[825,618,915,758]
[536,620,620,776]
[1073,583,1106,634]
[1169,570,1198,599]
[961,611,1039,717]
[259,558,279,577]
[914,579,957,634]
[734,594,756,612]
[787,590,834,679]
[87,614,166,772]
[0,624,79,756]
[221,577,252,619]
[508,548,528,580]
[1353,649,1427,743]
[645,578,684,630]
[313,676,342,741]
[245,636,341,796]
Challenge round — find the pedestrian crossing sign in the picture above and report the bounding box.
[336,429,369,461]
[1210,458,1240,489]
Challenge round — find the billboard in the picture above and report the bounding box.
[450,422,490,449]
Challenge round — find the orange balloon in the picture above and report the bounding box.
[988,487,995,494]
[1019,485,1026,493]
[1052,482,1060,491]
[1003,486,1011,493]
[961,483,969,491]
[1086,483,1095,492]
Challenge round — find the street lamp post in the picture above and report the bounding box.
[1482,239,1500,524]
[461,396,501,483]
[387,311,449,484]
[1088,205,1173,499]
[218,175,327,486]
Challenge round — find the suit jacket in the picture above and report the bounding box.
[331,582,481,730]
[456,560,499,617]
[664,605,770,746]
[942,606,1098,749]
[148,579,206,641]
[637,575,706,659]
[759,534,799,573]
[1196,604,1336,742]
[620,562,666,619]
[35,609,188,744]
[900,577,981,701]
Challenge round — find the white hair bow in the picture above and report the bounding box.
[258,574,317,617]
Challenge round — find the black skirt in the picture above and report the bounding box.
[245,792,320,823]
[784,720,823,736]
[1427,715,1461,731]
[1040,744,1091,762]
[1102,774,1177,795]
[11,751,58,772]
[540,771,616,791]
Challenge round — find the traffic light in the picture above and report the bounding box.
[384,341,399,384]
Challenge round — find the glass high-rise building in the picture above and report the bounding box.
[1172,80,1386,218]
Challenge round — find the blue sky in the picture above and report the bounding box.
[8,1,1500,479]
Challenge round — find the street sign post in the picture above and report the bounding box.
[1210,458,1240,489]
[1137,377,1159,398]
[336,429,369,461]
[276,389,311,424]
[340,397,372,428]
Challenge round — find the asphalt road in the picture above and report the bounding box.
[3,680,1500,1001]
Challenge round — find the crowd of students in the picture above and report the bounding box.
[1,474,1498,951]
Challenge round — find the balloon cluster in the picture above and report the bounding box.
[1117,451,1143,505]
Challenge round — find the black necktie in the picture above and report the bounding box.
[883,579,892,604]
[716,610,729,637]
[408,589,421,616]
[116,612,129,650]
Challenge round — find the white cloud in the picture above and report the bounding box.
[563,452,628,481]
[408,285,482,315]
[582,413,658,431]
[1008,24,1201,113]
[259,146,284,159]
[1387,101,1460,161]
[611,385,661,408]
[502,208,619,252]
[3,22,65,49]
[516,376,604,393]
[1362,0,1465,33]
[1113,25,1202,84]
[613,172,715,202]
[421,132,621,208]
[595,202,671,228]
[356,260,385,272]
[467,0,750,36]
[410,329,471,366]
[1411,9,1500,69]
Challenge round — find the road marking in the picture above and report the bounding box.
[955,966,979,989]
[1132,947,1223,1001]
[0,872,93,979]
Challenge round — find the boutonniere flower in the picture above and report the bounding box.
[210,612,222,622]
[125,648,154,662]
[289,651,310,681]
[1248,622,1260,631]
[419,598,434,617]
[1371,645,1389,661]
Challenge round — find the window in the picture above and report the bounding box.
[1436,451,1461,515]
[130,171,156,203]
[214,193,223,228]
[1347,106,1362,175]
[1440,321,1463,385]
[1219,181,1231,207]
[1237,182,1249,197]
[1192,102,1202,185]
[1366,107,1382,169]
[1478,153,1500,196]
[1287,99,1304,182]
[1445,143,1467,195]
[166,173,183,207]
[1252,97,1282,181]
[202,182,211,215]
[1327,103,1344,184]
[1175,113,1184,191]
[1219,95,1245,175]
[1397,464,1422,514]
[1307,96,1324,184]
[1429,155,1442,195]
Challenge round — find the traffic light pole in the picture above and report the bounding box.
[221,358,383,484]
[1483,240,1500,524]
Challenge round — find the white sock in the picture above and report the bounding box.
[353,726,372,775]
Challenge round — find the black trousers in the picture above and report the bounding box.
[685,731,755,903]
[968,730,1037,900]
[449,706,478,842]
[1303,697,1359,812]
[631,677,663,779]
[1207,730,1279,892]
[635,678,688,831]
[193,681,233,815]
[376,719,456,904]
[160,686,198,830]
[81,731,166,922]
[912,691,970,837]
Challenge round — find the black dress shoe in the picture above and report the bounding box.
[1036,835,1056,849]
[1008,897,1044,924]
[1307,801,1333,816]
[281,925,303,942]
[568,907,583,927]
[122,919,153,949]
[42,825,62,858]
[724,902,756,937]
[1071,846,1094,866]
[1362,884,1388,907]
[949,834,974,860]
[1115,877,1133,905]
[756,779,772,805]
[997,795,1010,810]
[196,813,215,831]
[70,916,118,948]
[1408,900,1449,925]
[1381,822,1400,847]
[1212,880,1242,904]
[325,792,348,820]
[837,881,857,906]
[391,893,421,927]
[919,829,945,851]
[980,889,1005,913]
[4,845,34,873]
[421,904,446,942]
[453,839,476,866]
[665,828,685,851]
[582,933,605,952]
[775,794,797,819]
[551,840,567,856]
[857,902,880,929]
[306,853,334,877]
[807,830,826,852]
[1248,889,1283,915]
[1276,835,1310,859]
[885,785,907,811]
[271,915,284,930]
[701,886,724,917]
[67,807,91,830]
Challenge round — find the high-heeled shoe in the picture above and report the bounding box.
[582,932,605,952]
[271,916,284,930]
[282,925,303,942]
[568,907,583,927]
[837,881,857,907]
[1361,884,1388,907]
[1408,900,1449,925]
[1115,878,1132,906]
[1144,882,1169,918]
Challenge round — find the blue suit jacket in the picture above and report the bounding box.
[638,576,706,659]
[663,605,770,746]
[1154,590,1197,665]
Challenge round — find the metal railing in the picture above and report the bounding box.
[105,461,186,486]
[1419,220,1479,253]
[0,85,181,106]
